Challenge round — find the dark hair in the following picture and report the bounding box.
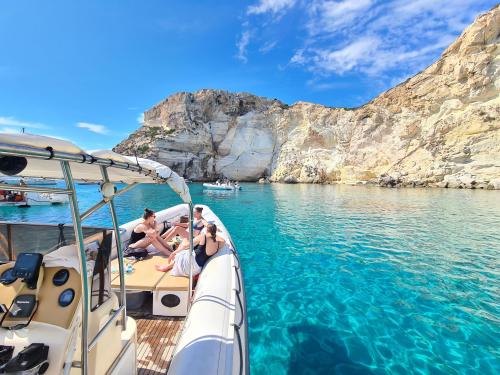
[179,215,189,223]
[143,208,155,220]
[195,206,203,213]
[207,223,217,242]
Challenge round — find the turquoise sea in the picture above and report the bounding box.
[1,183,499,374]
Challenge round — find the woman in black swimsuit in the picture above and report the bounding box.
[129,208,172,255]
[156,223,225,275]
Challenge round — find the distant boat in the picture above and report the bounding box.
[0,190,69,206]
[26,178,59,185]
[77,181,99,185]
[0,177,59,186]
[203,182,242,191]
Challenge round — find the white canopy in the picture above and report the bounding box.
[0,133,191,203]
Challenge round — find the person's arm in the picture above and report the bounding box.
[144,228,157,237]
[168,234,202,261]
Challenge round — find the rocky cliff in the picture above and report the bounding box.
[115,6,500,189]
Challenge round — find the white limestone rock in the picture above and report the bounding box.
[115,6,500,189]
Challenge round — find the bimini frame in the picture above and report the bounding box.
[0,141,194,375]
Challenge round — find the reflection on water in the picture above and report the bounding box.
[0,183,499,374]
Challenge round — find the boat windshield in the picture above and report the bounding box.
[0,222,111,262]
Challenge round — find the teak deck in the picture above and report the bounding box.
[136,317,184,375]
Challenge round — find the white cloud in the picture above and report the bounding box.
[76,122,109,135]
[307,0,374,35]
[0,127,22,134]
[259,40,278,54]
[137,113,145,123]
[312,36,381,75]
[287,0,495,78]
[247,0,297,15]
[236,30,252,63]
[0,116,49,129]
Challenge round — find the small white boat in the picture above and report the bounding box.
[25,178,59,185]
[77,181,99,185]
[203,182,242,191]
[0,191,69,206]
[0,177,58,185]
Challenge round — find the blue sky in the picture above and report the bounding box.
[0,0,496,149]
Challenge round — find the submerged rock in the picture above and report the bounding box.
[115,6,500,189]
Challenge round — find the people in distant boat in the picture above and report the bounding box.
[128,208,172,255]
[156,223,225,275]
[161,206,207,242]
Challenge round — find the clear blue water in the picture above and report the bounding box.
[1,183,499,374]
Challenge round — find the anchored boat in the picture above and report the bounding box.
[0,133,249,375]
[203,182,241,191]
[0,190,69,206]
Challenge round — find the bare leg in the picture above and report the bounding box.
[156,260,174,272]
[161,226,177,240]
[129,237,153,249]
[150,238,172,256]
[162,226,188,242]
[155,235,172,250]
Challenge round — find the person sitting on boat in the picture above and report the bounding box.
[161,206,207,242]
[128,208,172,255]
[156,223,225,276]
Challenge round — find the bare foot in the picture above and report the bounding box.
[156,262,173,272]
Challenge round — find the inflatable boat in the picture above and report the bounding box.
[203,183,241,191]
[0,133,249,375]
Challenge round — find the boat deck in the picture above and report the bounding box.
[136,316,184,375]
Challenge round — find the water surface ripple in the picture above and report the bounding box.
[1,183,499,374]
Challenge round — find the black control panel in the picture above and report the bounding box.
[12,253,43,289]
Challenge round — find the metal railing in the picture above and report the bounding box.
[0,140,188,375]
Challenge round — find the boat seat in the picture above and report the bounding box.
[155,273,189,292]
[109,254,190,316]
[110,255,169,291]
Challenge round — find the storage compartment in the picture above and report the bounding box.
[126,291,148,310]
[153,290,188,317]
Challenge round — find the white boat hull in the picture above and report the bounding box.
[203,183,241,191]
[0,192,69,206]
[118,204,248,375]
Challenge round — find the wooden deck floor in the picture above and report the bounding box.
[136,317,184,375]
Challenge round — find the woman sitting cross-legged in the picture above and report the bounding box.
[128,208,172,256]
[161,206,207,242]
[156,223,225,276]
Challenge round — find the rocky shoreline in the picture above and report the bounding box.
[115,6,500,190]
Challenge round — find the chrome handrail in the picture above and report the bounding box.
[0,183,72,194]
[100,166,127,331]
[61,161,89,375]
[0,142,164,182]
[87,305,125,351]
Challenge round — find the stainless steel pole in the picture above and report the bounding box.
[100,166,127,330]
[187,202,194,312]
[61,161,89,375]
[0,184,71,194]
